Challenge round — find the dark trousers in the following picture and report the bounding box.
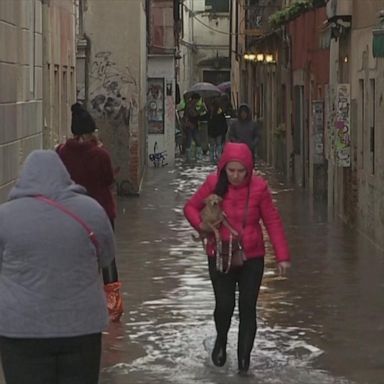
[208,257,264,360]
[102,219,118,284]
[185,126,201,148]
[0,333,101,384]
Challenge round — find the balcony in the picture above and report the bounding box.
[326,0,352,20]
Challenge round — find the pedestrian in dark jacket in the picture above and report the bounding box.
[0,150,115,384]
[207,99,228,163]
[57,102,123,322]
[184,143,290,375]
[228,104,260,157]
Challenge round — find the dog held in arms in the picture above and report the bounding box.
[192,194,224,248]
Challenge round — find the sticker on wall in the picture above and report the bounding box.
[335,84,351,167]
[312,101,324,165]
[166,81,172,96]
[147,78,165,134]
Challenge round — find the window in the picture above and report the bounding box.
[62,68,68,140]
[369,79,375,175]
[280,84,286,124]
[205,0,229,13]
[202,70,230,85]
[257,84,264,119]
[358,79,365,170]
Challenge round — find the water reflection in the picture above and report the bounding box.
[97,158,382,384]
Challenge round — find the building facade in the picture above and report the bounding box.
[146,0,180,167]
[78,0,147,195]
[180,0,231,95]
[231,0,384,248]
[327,0,384,247]
[42,0,77,149]
[0,0,76,202]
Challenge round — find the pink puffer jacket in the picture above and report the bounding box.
[184,143,290,262]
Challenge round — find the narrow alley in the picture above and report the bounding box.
[94,160,384,384]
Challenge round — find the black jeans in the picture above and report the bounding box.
[0,333,101,384]
[208,257,264,360]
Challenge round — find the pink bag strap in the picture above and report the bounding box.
[34,195,99,254]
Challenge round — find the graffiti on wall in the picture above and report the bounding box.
[89,51,138,127]
[149,142,168,167]
[88,51,140,194]
[335,84,351,167]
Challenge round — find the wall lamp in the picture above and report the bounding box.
[244,53,256,61]
[256,53,264,62]
[265,54,275,63]
[244,52,276,64]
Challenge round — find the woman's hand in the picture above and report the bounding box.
[277,261,291,277]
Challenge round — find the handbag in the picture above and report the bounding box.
[217,187,250,273]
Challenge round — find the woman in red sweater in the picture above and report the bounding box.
[57,103,123,322]
[184,142,290,375]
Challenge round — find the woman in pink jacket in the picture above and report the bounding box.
[184,142,290,375]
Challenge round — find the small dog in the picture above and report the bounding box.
[192,194,224,245]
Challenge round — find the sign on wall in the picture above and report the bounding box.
[335,84,351,167]
[147,78,165,134]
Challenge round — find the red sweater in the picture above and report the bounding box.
[57,138,116,220]
[184,143,290,262]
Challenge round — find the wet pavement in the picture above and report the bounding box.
[2,159,384,383]
[98,158,384,384]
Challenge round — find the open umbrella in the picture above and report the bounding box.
[217,81,231,94]
[184,82,223,98]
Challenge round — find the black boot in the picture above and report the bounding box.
[238,355,250,376]
[211,337,227,367]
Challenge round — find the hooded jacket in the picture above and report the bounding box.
[184,143,289,262]
[0,150,115,338]
[57,138,116,220]
[207,108,228,139]
[228,104,259,153]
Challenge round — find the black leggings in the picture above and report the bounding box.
[0,333,101,384]
[208,257,264,359]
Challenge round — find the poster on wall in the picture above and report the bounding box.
[335,84,351,167]
[147,78,165,134]
[312,101,325,165]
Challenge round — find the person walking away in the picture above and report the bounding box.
[184,142,290,376]
[183,93,205,161]
[57,102,123,322]
[0,150,116,384]
[228,104,260,160]
[219,94,235,118]
[206,99,228,164]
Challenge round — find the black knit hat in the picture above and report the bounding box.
[71,103,96,135]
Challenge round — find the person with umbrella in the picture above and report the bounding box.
[183,93,207,162]
[205,98,228,164]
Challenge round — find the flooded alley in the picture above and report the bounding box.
[98,159,384,384]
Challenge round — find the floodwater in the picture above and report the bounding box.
[1,159,384,384]
[99,160,384,384]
